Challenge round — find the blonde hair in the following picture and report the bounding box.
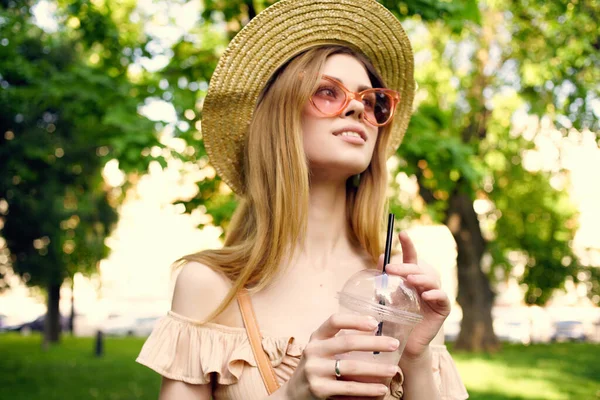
[180,46,393,321]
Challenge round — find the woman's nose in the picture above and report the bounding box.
[343,96,365,120]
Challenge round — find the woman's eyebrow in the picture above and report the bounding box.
[323,74,372,91]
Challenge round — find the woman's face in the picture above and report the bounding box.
[301,53,379,180]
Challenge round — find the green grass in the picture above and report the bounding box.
[0,334,598,399]
[450,343,600,400]
[0,333,160,399]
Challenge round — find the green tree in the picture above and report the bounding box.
[0,0,161,343]
[391,0,599,350]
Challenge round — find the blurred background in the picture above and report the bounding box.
[0,0,599,399]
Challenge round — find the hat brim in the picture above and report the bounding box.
[203,0,415,194]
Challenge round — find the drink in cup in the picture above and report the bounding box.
[335,214,422,395]
[336,268,422,374]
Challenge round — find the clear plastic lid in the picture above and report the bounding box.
[337,269,423,325]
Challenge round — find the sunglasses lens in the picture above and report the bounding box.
[367,91,393,125]
[312,82,346,114]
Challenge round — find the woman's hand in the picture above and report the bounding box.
[283,314,400,400]
[383,232,451,362]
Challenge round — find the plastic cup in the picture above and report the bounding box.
[335,269,422,390]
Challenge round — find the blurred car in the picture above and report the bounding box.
[2,314,69,335]
[135,316,160,337]
[551,320,586,342]
[71,312,103,337]
[101,314,137,336]
[494,319,531,344]
[101,314,160,337]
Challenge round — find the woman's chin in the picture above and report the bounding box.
[340,161,371,175]
[307,157,371,183]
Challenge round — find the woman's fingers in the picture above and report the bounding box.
[304,358,393,398]
[332,359,399,380]
[310,378,389,399]
[310,314,379,341]
[384,262,420,277]
[421,289,451,315]
[399,232,418,264]
[315,334,400,356]
[306,358,398,380]
[422,289,450,305]
[405,273,439,291]
[302,333,398,399]
[302,313,407,399]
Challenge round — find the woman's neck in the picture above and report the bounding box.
[295,177,354,269]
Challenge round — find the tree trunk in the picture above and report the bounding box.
[44,281,62,344]
[247,0,257,20]
[446,192,499,352]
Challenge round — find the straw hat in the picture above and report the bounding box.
[202,0,415,194]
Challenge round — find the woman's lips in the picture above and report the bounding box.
[336,130,366,144]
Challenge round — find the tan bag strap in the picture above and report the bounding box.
[237,288,280,394]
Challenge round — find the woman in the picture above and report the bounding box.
[137,1,468,399]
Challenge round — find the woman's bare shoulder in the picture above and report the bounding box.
[171,261,236,324]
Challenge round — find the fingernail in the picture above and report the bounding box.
[389,339,400,350]
[366,316,379,329]
[378,385,389,395]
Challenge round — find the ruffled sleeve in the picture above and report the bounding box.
[136,311,292,385]
[431,345,469,400]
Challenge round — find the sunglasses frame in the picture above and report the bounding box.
[309,76,401,127]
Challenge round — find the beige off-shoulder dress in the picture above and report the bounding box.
[137,311,468,399]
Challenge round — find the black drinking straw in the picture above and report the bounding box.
[374,213,395,354]
[383,213,395,274]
